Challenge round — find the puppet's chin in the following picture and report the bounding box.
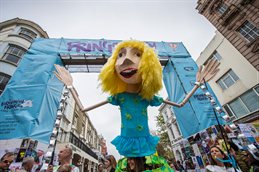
[118,73,141,85]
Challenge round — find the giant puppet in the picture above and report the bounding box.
[55,40,219,171]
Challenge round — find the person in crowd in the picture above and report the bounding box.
[22,157,35,172]
[46,146,79,172]
[57,164,72,172]
[169,162,176,171]
[98,163,106,172]
[105,155,116,172]
[116,155,174,171]
[182,159,187,171]
[248,149,259,172]
[206,145,240,172]
[184,159,195,171]
[176,160,184,172]
[0,152,15,171]
[126,157,146,172]
[228,141,250,172]
[18,157,35,172]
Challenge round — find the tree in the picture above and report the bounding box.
[155,113,174,161]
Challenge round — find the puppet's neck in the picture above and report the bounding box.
[125,83,141,93]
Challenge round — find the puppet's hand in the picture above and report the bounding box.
[54,64,73,86]
[196,59,220,84]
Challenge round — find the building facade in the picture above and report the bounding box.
[56,89,100,172]
[158,101,184,162]
[196,0,259,71]
[196,30,259,124]
[0,18,48,95]
[0,18,102,172]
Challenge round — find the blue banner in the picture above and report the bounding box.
[0,38,190,144]
[0,48,63,143]
[29,38,190,58]
[0,38,220,142]
[163,57,225,138]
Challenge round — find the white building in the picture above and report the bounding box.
[56,89,100,172]
[158,101,184,162]
[0,18,103,172]
[0,18,48,94]
[159,30,259,162]
[196,31,259,124]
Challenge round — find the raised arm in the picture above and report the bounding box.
[54,64,108,112]
[163,59,220,107]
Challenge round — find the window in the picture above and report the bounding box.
[240,88,259,112]
[73,114,78,128]
[216,69,239,90]
[57,129,63,141]
[175,123,181,136]
[0,73,11,95]
[3,45,26,64]
[223,105,235,117]
[203,51,222,67]
[217,3,228,15]
[19,28,37,42]
[169,126,175,139]
[238,21,259,42]
[211,51,222,61]
[82,124,85,136]
[229,98,249,118]
[223,86,259,118]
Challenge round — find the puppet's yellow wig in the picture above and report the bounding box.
[99,40,162,100]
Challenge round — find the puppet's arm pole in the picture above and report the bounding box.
[67,86,108,112]
[163,99,181,107]
[163,84,199,107]
[82,100,109,112]
[179,84,200,106]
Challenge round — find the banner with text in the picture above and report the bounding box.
[0,43,64,143]
[29,38,190,57]
[163,58,225,138]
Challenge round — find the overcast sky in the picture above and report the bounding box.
[1,0,216,160]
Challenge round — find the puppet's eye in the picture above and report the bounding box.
[118,52,123,58]
[136,52,141,57]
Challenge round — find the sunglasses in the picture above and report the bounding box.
[3,160,13,164]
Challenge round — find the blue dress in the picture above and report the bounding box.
[107,92,163,157]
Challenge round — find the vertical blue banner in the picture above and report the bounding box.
[163,57,224,138]
[0,42,64,143]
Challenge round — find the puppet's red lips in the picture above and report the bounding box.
[120,68,137,78]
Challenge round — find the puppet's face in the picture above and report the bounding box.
[115,47,142,84]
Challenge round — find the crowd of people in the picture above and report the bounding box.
[1,143,258,172]
[206,143,259,172]
[0,146,79,172]
[97,155,116,172]
[166,142,259,172]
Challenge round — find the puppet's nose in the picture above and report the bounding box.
[121,56,134,66]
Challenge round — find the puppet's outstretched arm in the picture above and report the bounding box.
[54,64,108,112]
[163,59,220,107]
